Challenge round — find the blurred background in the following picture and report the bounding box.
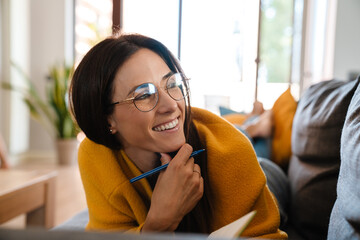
[0,0,359,166]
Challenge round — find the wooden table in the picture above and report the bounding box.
[0,169,57,229]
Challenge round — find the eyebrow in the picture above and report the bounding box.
[162,71,174,81]
[126,71,174,96]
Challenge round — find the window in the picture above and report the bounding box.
[181,0,259,113]
[109,0,296,113]
[122,0,179,57]
[257,0,295,108]
[74,0,113,64]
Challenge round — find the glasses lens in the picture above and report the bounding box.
[133,83,158,112]
[166,73,188,101]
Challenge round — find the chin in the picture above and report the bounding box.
[162,138,186,153]
[166,143,184,153]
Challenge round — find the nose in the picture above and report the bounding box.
[156,88,178,113]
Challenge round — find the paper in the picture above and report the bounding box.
[208,210,256,239]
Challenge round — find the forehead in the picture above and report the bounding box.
[113,48,171,91]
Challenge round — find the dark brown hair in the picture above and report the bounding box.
[70,33,191,149]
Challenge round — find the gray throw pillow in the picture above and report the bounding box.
[328,76,360,240]
[288,78,360,240]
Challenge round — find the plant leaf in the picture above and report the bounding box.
[2,61,78,138]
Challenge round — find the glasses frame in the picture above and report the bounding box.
[109,73,190,112]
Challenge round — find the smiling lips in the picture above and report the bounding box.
[153,118,179,132]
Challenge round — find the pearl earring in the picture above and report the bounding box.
[110,129,113,133]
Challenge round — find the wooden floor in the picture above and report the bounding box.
[0,162,87,229]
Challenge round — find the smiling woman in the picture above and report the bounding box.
[69,33,287,239]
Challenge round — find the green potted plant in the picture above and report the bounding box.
[1,62,79,165]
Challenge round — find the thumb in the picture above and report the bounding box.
[159,153,172,166]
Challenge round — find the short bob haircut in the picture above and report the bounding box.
[69,34,192,149]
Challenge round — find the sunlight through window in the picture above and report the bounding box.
[75,0,112,64]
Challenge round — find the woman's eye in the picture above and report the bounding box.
[167,81,178,89]
[135,93,152,100]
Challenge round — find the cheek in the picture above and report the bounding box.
[114,111,151,138]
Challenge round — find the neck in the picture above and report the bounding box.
[124,148,160,173]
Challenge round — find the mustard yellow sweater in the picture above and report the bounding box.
[78,107,287,239]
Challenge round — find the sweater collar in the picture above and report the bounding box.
[120,149,153,199]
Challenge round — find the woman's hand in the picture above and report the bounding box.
[142,144,204,232]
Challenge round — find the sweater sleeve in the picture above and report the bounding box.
[78,138,149,232]
[192,107,287,239]
[205,139,287,239]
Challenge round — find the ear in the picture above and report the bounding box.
[107,116,117,134]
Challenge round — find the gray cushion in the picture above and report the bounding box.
[51,209,89,231]
[288,78,360,240]
[328,76,360,239]
[258,157,289,228]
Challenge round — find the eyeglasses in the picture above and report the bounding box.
[110,73,189,112]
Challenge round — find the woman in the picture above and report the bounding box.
[70,33,287,238]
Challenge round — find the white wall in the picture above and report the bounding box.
[29,0,69,152]
[1,0,73,164]
[1,0,31,160]
[0,0,8,139]
[333,0,360,81]
[28,0,74,158]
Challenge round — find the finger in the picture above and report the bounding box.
[194,170,204,201]
[193,164,201,176]
[193,170,201,177]
[159,153,172,165]
[198,176,204,197]
[173,144,193,164]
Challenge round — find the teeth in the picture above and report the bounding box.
[154,119,178,132]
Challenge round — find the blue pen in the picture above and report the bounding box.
[130,149,205,183]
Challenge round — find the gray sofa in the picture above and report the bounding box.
[328,77,360,240]
[288,77,360,239]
